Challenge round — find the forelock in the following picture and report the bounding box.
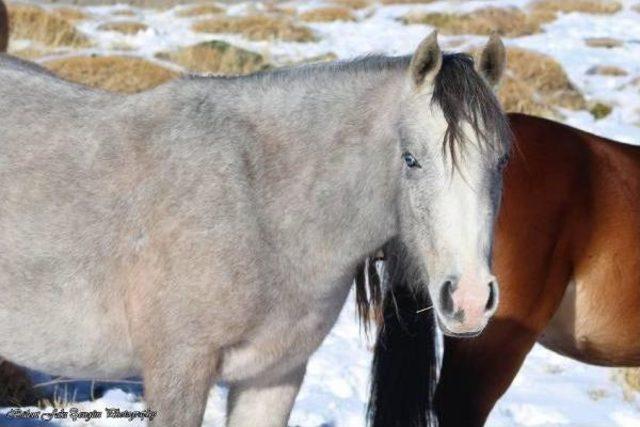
[431,53,512,164]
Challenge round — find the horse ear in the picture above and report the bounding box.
[477,33,506,87]
[410,31,442,86]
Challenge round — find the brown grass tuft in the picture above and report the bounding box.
[192,15,316,42]
[44,55,178,93]
[586,64,628,76]
[589,101,613,118]
[158,40,268,75]
[614,368,640,400]
[530,0,622,15]
[52,7,87,22]
[331,0,371,10]
[470,46,585,117]
[8,4,90,48]
[98,21,149,35]
[381,0,436,4]
[7,45,57,60]
[633,4,640,13]
[112,10,137,17]
[584,37,623,48]
[300,6,356,22]
[501,47,586,113]
[401,7,551,37]
[176,4,225,17]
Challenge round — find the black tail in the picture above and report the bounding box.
[367,281,437,427]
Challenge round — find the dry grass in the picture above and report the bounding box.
[586,64,628,76]
[589,101,612,118]
[633,4,640,13]
[193,15,316,42]
[112,10,137,17]
[159,40,269,75]
[614,368,640,400]
[331,0,371,10]
[300,6,356,22]
[381,0,436,4]
[52,7,87,22]
[584,37,623,48]
[475,46,585,117]
[176,4,224,17]
[7,45,59,60]
[8,4,90,48]
[44,55,178,93]
[401,7,552,37]
[530,0,622,15]
[98,21,149,34]
[286,52,339,67]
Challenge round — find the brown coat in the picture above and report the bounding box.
[0,0,8,52]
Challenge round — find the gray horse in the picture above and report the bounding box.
[0,32,509,426]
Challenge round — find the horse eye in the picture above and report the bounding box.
[403,152,421,168]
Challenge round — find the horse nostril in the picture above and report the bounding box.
[485,281,498,313]
[439,280,455,316]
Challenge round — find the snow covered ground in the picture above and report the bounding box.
[3,0,640,425]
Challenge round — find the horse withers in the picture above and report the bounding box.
[0,33,509,426]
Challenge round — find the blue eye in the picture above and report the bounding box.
[403,152,421,168]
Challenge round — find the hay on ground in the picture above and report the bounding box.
[584,37,623,48]
[589,101,612,119]
[98,21,149,34]
[586,65,628,76]
[176,4,224,17]
[192,15,316,42]
[44,55,179,93]
[501,47,585,111]
[158,40,269,75]
[381,0,435,4]
[8,4,90,47]
[530,0,622,15]
[470,46,585,118]
[401,7,552,37]
[300,6,356,22]
[52,7,87,22]
[112,9,137,17]
[330,0,371,10]
[614,368,640,400]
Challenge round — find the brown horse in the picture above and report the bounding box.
[364,112,640,426]
[0,0,7,53]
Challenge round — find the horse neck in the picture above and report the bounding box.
[236,66,407,277]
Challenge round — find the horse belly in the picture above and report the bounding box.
[539,278,640,366]
[0,278,137,379]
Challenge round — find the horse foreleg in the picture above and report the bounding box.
[226,363,307,427]
[434,319,538,427]
[141,344,219,427]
